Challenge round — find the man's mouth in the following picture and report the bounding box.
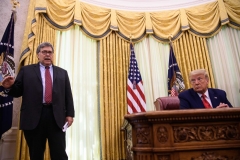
[195,86,200,89]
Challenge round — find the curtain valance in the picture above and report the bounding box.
[33,0,240,42]
[19,0,240,65]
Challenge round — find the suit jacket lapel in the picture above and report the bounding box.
[190,89,204,108]
[33,63,42,82]
[52,66,60,97]
[52,65,57,85]
[208,89,219,108]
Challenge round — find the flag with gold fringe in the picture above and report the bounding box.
[167,45,185,96]
[0,12,15,138]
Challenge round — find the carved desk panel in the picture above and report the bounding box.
[124,108,240,160]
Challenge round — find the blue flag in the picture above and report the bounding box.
[0,12,15,138]
[167,45,185,96]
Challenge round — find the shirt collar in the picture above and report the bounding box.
[197,89,209,98]
[39,63,52,69]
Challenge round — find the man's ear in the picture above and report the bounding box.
[206,77,209,83]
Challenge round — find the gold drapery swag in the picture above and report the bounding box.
[19,0,240,66]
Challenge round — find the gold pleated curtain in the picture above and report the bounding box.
[99,32,129,160]
[15,0,240,159]
[18,15,56,68]
[172,31,215,89]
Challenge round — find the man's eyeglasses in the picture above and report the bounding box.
[190,77,204,84]
[41,50,53,55]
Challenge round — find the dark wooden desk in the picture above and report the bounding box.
[124,108,240,160]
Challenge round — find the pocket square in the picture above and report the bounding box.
[214,97,217,99]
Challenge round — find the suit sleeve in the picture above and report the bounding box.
[222,91,233,107]
[8,67,24,97]
[65,71,75,117]
[178,93,191,109]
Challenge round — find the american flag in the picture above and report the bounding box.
[170,86,177,96]
[127,44,146,114]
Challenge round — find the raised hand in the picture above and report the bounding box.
[2,76,15,89]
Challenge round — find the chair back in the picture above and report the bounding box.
[154,96,180,110]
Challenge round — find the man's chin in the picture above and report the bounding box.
[41,63,52,66]
[194,88,204,93]
[44,60,52,64]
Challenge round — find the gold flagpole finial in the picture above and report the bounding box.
[168,34,173,42]
[129,34,133,44]
[11,0,20,11]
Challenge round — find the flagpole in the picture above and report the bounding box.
[168,34,173,68]
[168,34,175,86]
[129,34,133,45]
[129,34,135,88]
[168,34,173,47]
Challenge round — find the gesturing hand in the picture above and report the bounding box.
[2,76,15,89]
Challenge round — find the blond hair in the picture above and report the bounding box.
[189,69,209,80]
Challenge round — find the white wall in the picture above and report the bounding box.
[0,0,29,159]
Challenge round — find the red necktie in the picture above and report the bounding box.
[201,94,211,109]
[45,66,52,103]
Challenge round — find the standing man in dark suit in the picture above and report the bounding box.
[178,69,232,109]
[1,42,75,160]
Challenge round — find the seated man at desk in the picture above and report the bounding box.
[178,69,232,109]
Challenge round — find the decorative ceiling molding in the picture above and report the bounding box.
[81,0,216,11]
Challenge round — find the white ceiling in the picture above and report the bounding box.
[81,0,216,11]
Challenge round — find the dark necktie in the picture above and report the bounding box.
[201,94,211,109]
[45,66,52,103]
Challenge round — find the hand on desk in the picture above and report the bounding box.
[216,103,230,108]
